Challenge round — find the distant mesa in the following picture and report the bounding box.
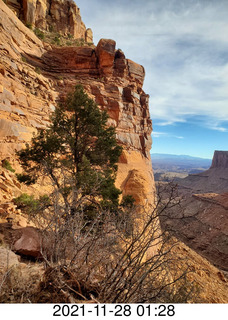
[151,153,211,175]
[211,150,228,169]
[178,150,228,194]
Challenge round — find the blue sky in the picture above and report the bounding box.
[75,0,228,159]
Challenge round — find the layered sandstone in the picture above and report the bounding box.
[4,0,93,42]
[0,0,155,206]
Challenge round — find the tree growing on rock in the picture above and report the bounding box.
[18,85,123,218]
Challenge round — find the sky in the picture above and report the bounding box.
[75,0,228,159]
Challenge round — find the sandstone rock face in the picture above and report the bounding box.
[5,0,93,42]
[85,28,93,43]
[0,0,155,207]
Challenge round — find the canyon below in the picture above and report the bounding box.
[157,151,228,274]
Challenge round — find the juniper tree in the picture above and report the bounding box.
[18,85,123,218]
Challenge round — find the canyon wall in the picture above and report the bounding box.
[0,0,155,206]
[4,0,93,42]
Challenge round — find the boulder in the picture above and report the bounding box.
[0,247,20,272]
[13,227,42,258]
[96,39,116,74]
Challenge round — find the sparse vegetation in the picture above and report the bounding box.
[2,184,200,303]
[25,22,32,29]
[53,34,61,45]
[2,159,15,173]
[16,173,35,185]
[35,67,41,74]
[13,193,50,214]
[48,25,54,33]
[21,55,27,63]
[34,28,45,40]
[23,24,94,47]
[13,193,38,212]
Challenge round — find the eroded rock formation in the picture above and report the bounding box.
[4,0,93,41]
[0,0,155,206]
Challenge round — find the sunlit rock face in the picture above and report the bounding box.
[4,0,93,41]
[0,0,155,206]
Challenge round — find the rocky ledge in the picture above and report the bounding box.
[0,0,155,206]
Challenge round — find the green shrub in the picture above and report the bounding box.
[34,28,45,40]
[35,67,41,74]
[49,25,54,32]
[13,193,38,213]
[2,159,15,173]
[21,56,27,63]
[121,195,135,208]
[13,193,50,214]
[25,22,33,29]
[54,35,61,45]
[16,173,35,185]
[55,38,61,45]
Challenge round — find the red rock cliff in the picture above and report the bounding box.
[4,0,93,42]
[0,0,155,206]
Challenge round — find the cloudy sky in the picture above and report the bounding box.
[76,0,228,159]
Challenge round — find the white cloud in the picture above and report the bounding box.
[76,0,228,130]
[152,131,184,139]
